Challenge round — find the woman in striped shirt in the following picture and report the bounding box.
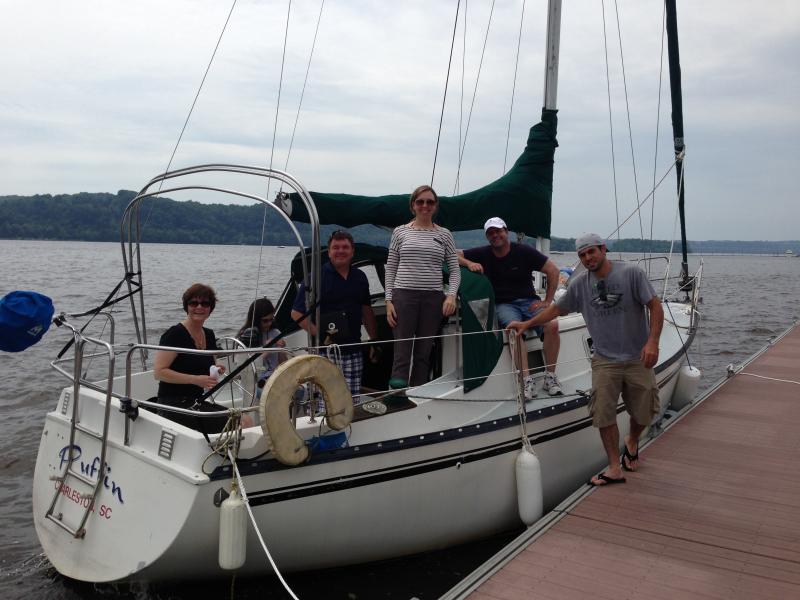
[385,185,461,387]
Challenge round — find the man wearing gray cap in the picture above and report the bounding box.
[458,216,563,398]
[508,233,663,487]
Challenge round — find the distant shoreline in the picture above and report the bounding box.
[2,191,798,254]
[2,238,797,257]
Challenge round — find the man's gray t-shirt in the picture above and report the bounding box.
[556,261,657,361]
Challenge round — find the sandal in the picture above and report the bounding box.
[621,444,639,472]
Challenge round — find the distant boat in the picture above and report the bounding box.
[785,249,794,256]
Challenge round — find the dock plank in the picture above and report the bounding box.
[463,325,800,600]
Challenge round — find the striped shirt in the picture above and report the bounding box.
[385,223,461,300]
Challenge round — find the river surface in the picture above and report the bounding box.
[0,240,797,599]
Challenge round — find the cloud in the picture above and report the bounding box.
[1,0,798,240]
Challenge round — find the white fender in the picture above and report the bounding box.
[218,485,247,570]
[515,449,543,526]
[259,354,353,466]
[671,365,701,410]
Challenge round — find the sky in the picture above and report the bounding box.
[1,0,798,241]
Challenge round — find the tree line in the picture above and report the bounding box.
[1,191,796,254]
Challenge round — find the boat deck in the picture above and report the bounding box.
[445,323,800,600]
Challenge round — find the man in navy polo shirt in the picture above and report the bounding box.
[459,217,563,398]
[291,230,378,404]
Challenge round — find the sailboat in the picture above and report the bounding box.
[31,0,702,583]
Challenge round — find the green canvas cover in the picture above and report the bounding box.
[288,109,558,236]
[453,266,504,392]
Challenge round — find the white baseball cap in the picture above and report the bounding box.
[483,217,507,232]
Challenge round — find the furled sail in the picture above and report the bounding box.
[289,109,558,236]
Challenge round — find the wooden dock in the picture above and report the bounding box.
[443,323,800,600]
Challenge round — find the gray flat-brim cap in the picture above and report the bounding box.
[575,232,605,252]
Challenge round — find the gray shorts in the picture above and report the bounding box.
[589,355,659,428]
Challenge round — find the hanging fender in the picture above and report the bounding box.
[259,354,353,466]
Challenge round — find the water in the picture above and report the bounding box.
[1,240,798,599]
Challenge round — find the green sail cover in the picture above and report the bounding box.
[456,266,504,392]
[289,109,558,236]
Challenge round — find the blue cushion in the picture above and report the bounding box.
[0,291,55,352]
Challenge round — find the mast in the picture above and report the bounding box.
[535,0,562,257]
[665,0,690,289]
[543,0,562,111]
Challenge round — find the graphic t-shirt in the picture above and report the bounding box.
[556,261,657,361]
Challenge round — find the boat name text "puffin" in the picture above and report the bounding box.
[58,445,124,504]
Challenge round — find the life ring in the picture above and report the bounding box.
[259,354,353,466]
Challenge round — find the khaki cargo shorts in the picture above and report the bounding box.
[588,355,659,428]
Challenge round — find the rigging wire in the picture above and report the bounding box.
[648,2,668,275]
[452,0,496,195]
[253,0,293,307]
[604,157,678,242]
[612,0,646,248]
[142,0,239,232]
[283,0,326,173]
[600,1,621,256]
[87,1,238,360]
[503,0,527,174]
[431,0,462,187]
[457,0,468,194]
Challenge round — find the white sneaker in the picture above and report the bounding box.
[523,376,537,399]
[543,372,563,396]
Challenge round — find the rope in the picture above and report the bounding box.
[508,330,534,452]
[738,373,800,386]
[228,450,300,600]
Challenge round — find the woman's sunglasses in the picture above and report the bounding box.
[187,300,212,308]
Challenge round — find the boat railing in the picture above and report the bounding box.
[120,164,324,367]
[45,316,117,539]
[120,343,289,423]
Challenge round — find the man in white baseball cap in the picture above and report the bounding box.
[458,217,563,398]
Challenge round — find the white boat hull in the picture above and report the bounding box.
[33,305,696,582]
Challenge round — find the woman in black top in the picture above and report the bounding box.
[154,283,228,432]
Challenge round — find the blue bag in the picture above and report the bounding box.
[0,291,55,352]
[307,431,348,454]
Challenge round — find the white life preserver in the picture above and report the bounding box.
[259,354,353,466]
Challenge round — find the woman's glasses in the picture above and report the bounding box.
[261,316,275,324]
[414,198,437,206]
[187,300,212,308]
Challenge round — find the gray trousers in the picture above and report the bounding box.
[390,288,445,386]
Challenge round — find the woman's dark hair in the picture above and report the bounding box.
[182,283,217,313]
[237,297,276,338]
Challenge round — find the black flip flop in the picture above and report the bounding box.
[621,444,639,472]
[588,473,626,486]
